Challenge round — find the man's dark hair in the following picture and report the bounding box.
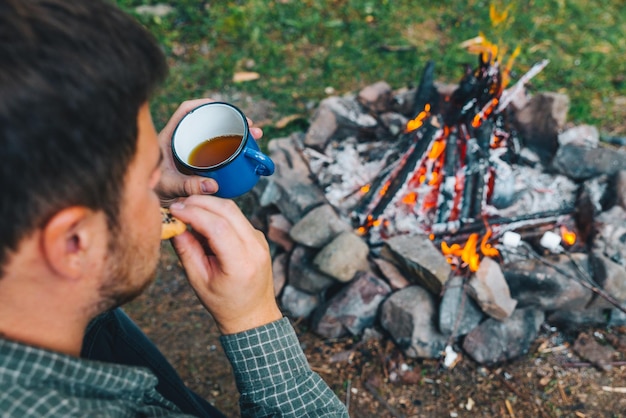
[0,0,168,275]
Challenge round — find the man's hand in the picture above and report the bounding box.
[168,195,282,335]
[155,99,264,206]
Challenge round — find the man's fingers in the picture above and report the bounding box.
[169,198,247,261]
[157,172,218,205]
[170,231,213,285]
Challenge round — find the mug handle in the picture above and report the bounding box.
[244,148,275,176]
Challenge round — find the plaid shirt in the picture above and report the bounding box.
[0,318,348,417]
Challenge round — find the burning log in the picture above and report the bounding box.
[349,39,555,260]
[436,128,460,224]
[352,117,440,231]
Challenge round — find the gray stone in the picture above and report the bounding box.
[328,95,378,130]
[609,308,626,327]
[304,96,378,149]
[578,175,610,219]
[260,135,327,223]
[280,285,320,318]
[513,92,569,161]
[547,309,608,330]
[593,206,626,269]
[502,254,594,310]
[288,245,336,293]
[439,276,484,336]
[371,257,410,290]
[275,182,327,225]
[380,286,448,359]
[267,135,310,182]
[614,170,626,210]
[469,257,517,320]
[272,253,287,297]
[304,102,338,150]
[289,204,351,248]
[312,272,391,338]
[587,251,626,309]
[551,144,626,181]
[390,86,417,115]
[255,177,283,208]
[361,327,384,342]
[313,232,370,283]
[379,112,409,137]
[267,214,294,252]
[357,81,393,113]
[462,308,545,364]
[558,124,599,148]
[381,234,452,294]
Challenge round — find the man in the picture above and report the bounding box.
[0,0,349,417]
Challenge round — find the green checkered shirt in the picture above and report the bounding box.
[0,318,348,417]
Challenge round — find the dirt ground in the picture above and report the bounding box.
[124,242,626,418]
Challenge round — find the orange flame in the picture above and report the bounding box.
[461,33,499,64]
[472,98,499,128]
[560,226,577,246]
[406,104,431,133]
[501,44,521,88]
[480,228,500,257]
[440,227,499,272]
[489,3,511,27]
[462,234,481,272]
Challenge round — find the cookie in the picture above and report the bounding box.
[161,207,186,240]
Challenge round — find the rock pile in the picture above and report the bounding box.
[249,80,626,365]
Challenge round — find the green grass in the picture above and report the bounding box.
[115,0,626,138]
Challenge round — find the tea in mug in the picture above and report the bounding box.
[188,135,242,167]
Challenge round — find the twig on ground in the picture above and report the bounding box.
[564,361,626,368]
[504,399,516,418]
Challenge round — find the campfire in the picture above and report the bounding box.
[249,36,626,365]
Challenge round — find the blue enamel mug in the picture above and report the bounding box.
[171,102,275,198]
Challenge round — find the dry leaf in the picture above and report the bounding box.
[233,71,260,83]
[275,114,304,129]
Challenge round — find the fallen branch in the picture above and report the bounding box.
[563,361,626,368]
[601,386,626,394]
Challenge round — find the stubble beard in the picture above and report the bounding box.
[94,222,160,314]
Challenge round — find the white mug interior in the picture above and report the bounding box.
[172,103,246,168]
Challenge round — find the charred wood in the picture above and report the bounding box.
[413,60,438,115]
[352,119,440,228]
[431,207,576,239]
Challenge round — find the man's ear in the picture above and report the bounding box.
[41,207,104,280]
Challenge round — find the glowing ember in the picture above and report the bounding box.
[402,192,418,205]
[428,140,446,160]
